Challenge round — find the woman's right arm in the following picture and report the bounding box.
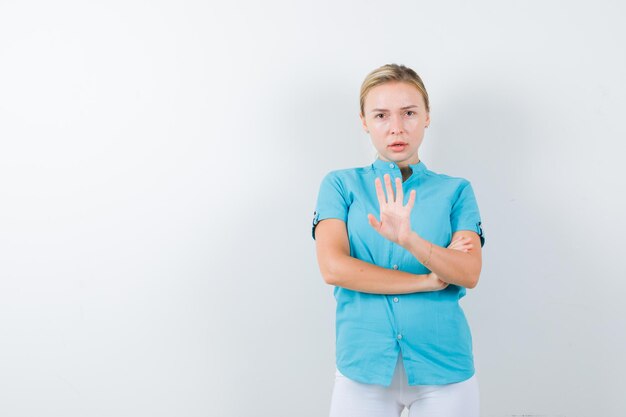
[314,218,449,295]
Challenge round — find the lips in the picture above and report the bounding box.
[389,142,408,152]
[389,140,408,152]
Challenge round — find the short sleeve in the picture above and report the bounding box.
[311,172,349,240]
[450,181,485,247]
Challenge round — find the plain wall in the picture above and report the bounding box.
[1,1,625,416]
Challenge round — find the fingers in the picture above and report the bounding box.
[448,237,473,252]
[374,177,386,207]
[427,272,449,291]
[375,175,415,208]
[395,177,403,203]
[450,243,473,251]
[451,245,471,252]
[448,238,461,248]
[406,189,416,210]
[384,174,395,202]
[449,236,468,245]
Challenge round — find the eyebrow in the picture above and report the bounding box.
[369,105,419,113]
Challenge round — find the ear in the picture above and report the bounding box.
[360,113,369,133]
[425,112,431,127]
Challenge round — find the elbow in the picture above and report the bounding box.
[465,270,481,289]
[466,275,479,289]
[320,254,351,286]
[319,260,341,286]
[465,260,482,289]
[321,271,337,286]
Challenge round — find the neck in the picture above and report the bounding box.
[400,166,412,182]
[379,153,420,168]
[398,158,419,168]
[387,158,420,169]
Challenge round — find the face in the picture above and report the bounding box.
[360,81,430,167]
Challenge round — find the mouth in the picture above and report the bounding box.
[388,142,408,152]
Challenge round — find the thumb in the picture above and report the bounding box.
[367,213,380,230]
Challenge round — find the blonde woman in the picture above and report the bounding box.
[312,64,485,417]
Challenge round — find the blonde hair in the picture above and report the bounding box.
[359,63,430,116]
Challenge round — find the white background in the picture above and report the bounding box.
[1,1,625,416]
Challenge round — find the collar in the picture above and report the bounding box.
[371,157,428,175]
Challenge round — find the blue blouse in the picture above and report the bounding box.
[312,157,485,386]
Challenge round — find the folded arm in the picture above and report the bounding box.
[401,230,482,289]
[314,219,448,295]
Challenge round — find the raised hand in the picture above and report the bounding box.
[367,174,416,246]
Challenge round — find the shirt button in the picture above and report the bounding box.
[397,334,403,340]
[389,163,395,168]
[393,265,399,270]
[393,297,399,303]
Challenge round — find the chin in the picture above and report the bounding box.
[388,152,419,164]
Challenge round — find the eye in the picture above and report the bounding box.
[375,113,385,119]
[406,110,416,116]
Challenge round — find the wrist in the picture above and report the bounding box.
[403,232,434,268]
[399,230,419,249]
[414,272,447,292]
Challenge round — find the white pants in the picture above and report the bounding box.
[329,354,479,417]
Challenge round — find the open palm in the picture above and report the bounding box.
[367,174,416,246]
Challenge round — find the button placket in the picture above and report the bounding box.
[389,261,403,343]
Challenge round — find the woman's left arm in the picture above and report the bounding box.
[401,231,482,289]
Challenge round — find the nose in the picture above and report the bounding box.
[389,115,404,135]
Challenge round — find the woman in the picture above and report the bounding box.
[312,64,485,417]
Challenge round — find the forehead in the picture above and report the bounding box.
[364,81,425,110]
